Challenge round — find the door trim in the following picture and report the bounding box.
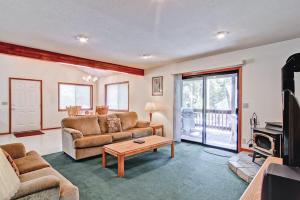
[182,66,243,152]
[9,77,43,134]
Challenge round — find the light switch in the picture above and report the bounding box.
[243,103,249,109]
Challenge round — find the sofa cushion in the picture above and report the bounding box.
[107,118,123,133]
[2,150,20,176]
[12,175,60,199]
[98,114,118,134]
[110,131,132,142]
[0,143,26,159]
[62,116,101,136]
[19,167,79,200]
[131,127,153,138]
[14,151,50,174]
[0,149,20,200]
[115,112,138,130]
[74,135,112,149]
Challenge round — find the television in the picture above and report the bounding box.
[282,53,300,166]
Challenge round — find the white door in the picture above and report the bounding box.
[11,79,41,133]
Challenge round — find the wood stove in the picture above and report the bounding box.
[252,122,283,162]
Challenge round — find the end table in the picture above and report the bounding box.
[150,124,164,137]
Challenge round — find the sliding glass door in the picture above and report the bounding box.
[181,71,238,151]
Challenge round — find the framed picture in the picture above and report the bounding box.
[152,76,163,96]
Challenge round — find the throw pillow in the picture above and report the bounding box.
[107,118,122,133]
[2,150,20,176]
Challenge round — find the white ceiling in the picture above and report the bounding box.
[1,0,300,69]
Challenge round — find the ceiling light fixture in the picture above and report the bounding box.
[82,75,98,83]
[76,35,89,43]
[141,54,153,59]
[216,31,229,40]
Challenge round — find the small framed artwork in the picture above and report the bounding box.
[152,76,163,96]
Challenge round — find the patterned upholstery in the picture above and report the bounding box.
[107,118,123,133]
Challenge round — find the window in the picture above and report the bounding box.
[105,82,129,111]
[58,83,93,111]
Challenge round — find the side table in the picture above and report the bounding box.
[150,124,164,137]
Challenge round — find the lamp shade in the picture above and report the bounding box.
[145,102,158,112]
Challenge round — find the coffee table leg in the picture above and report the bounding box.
[118,155,125,177]
[102,149,106,168]
[171,142,174,158]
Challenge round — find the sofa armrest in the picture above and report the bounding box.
[63,128,83,140]
[136,121,151,128]
[12,175,60,199]
[0,143,26,159]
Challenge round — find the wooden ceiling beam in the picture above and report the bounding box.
[0,41,144,76]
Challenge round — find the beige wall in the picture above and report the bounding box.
[98,38,300,148]
[0,54,97,133]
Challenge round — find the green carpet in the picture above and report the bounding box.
[43,142,248,200]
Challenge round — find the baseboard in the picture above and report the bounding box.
[240,147,253,152]
[42,127,61,131]
[0,132,10,135]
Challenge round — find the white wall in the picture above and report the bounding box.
[0,54,97,133]
[98,38,300,148]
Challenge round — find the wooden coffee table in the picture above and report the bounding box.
[102,135,174,177]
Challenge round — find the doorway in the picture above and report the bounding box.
[180,69,241,152]
[9,78,42,133]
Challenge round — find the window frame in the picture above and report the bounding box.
[58,82,93,111]
[105,81,129,112]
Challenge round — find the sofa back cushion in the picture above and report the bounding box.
[98,114,117,134]
[115,112,138,131]
[2,150,20,176]
[62,116,101,136]
[0,149,20,200]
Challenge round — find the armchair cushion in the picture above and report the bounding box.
[63,128,83,140]
[136,121,150,128]
[14,151,50,174]
[0,143,26,159]
[2,150,20,176]
[19,167,79,200]
[74,135,112,149]
[62,115,101,136]
[12,175,60,199]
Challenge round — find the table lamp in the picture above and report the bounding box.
[145,102,158,122]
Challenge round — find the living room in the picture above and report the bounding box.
[1,1,300,200]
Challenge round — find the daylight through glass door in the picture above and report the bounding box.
[181,71,238,151]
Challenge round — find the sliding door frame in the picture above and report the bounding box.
[182,66,242,152]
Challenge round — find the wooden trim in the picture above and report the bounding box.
[237,67,243,153]
[58,82,93,111]
[182,66,242,77]
[0,132,10,135]
[42,127,61,131]
[9,77,43,134]
[105,81,129,112]
[0,41,144,76]
[152,76,163,96]
[240,147,253,153]
[240,157,282,200]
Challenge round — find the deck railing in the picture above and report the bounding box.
[193,109,233,131]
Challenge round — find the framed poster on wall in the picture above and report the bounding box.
[152,76,163,96]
